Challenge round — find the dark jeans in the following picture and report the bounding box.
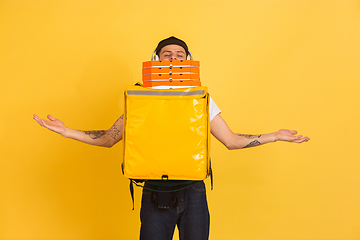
[139,181,210,240]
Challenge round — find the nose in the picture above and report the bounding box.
[170,53,177,61]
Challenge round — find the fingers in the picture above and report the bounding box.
[33,114,52,128]
[287,129,310,143]
[33,114,41,121]
[47,115,56,121]
[294,133,310,142]
[293,136,310,143]
[33,114,43,122]
[278,131,310,143]
[33,114,56,122]
[33,114,44,126]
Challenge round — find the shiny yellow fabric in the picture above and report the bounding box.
[123,86,210,180]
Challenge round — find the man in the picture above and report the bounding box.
[33,36,309,240]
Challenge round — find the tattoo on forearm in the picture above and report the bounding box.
[108,115,124,140]
[108,125,121,140]
[84,130,107,139]
[243,140,261,148]
[238,134,261,139]
[84,115,124,141]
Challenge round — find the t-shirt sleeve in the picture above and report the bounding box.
[209,96,221,122]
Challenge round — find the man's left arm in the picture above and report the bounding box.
[210,115,310,150]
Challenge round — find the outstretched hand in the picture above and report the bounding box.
[275,129,310,143]
[33,114,67,136]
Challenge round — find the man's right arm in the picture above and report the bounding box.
[33,114,124,148]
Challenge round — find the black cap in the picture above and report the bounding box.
[155,36,189,56]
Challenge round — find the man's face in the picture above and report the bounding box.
[159,44,187,61]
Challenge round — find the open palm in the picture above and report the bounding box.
[275,129,310,143]
[33,114,67,135]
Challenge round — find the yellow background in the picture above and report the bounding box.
[1,0,359,239]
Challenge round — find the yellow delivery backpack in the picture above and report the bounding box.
[122,85,211,181]
[121,60,213,209]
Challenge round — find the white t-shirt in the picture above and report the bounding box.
[209,96,221,121]
[149,86,221,121]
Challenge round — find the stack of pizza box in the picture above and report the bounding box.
[142,60,200,88]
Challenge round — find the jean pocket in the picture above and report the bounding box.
[142,184,153,195]
[190,181,206,192]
